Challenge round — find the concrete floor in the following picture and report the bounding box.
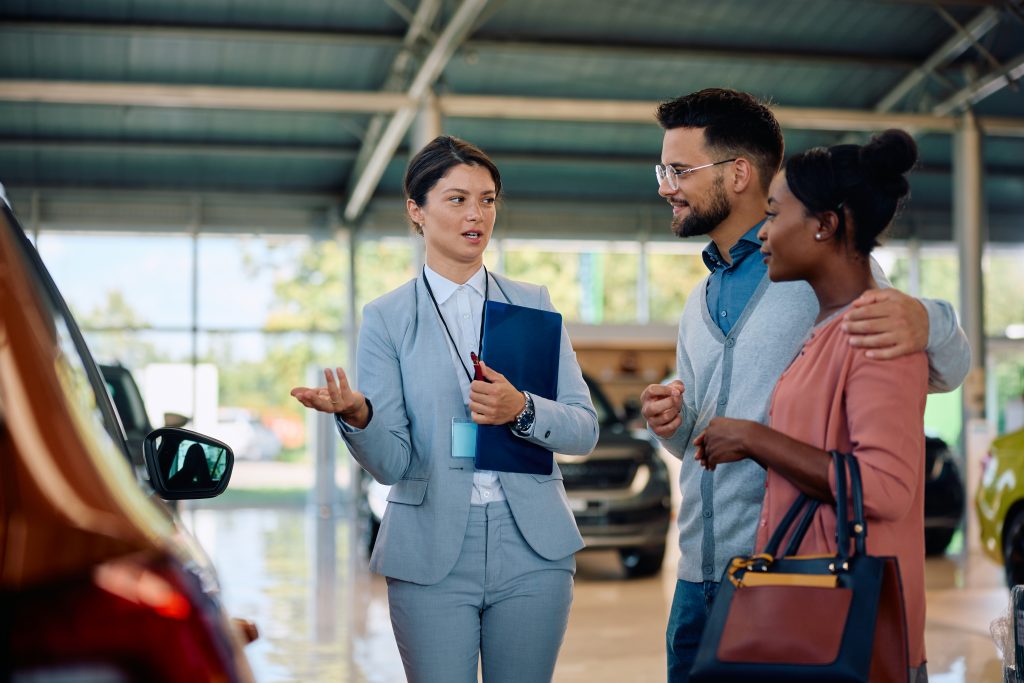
[184,492,1012,683]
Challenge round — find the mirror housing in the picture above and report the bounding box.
[144,428,233,500]
[163,412,190,429]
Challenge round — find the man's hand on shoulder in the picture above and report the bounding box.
[842,288,928,360]
[641,380,685,438]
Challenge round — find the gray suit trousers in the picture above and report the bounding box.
[387,500,575,683]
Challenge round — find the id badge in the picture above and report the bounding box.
[451,418,477,458]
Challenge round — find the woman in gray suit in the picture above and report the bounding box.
[291,135,599,683]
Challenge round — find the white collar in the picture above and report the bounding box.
[423,264,487,305]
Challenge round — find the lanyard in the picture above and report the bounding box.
[421,266,488,383]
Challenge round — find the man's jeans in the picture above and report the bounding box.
[666,579,720,683]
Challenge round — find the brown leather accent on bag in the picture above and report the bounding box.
[869,558,911,683]
[717,585,853,665]
[740,572,838,588]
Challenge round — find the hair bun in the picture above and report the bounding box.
[860,129,917,196]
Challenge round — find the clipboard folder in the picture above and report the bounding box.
[475,299,561,475]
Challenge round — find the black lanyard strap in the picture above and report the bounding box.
[421,266,488,383]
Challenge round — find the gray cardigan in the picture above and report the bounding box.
[657,271,970,583]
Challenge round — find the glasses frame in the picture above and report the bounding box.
[655,158,737,191]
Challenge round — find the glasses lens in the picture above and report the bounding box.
[655,165,677,190]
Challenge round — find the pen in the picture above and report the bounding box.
[470,352,489,382]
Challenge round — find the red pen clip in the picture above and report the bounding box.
[470,352,489,382]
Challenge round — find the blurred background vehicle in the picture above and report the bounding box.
[208,407,283,461]
[0,203,257,681]
[977,425,1024,586]
[924,434,965,556]
[99,362,190,476]
[361,373,673,578]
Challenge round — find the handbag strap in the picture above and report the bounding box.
[833,450,850,563]
[763,493,816,557]
[761,451,869,563]
[782,497,820,557]
[845,452,868,556]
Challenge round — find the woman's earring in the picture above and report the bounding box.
[815,233,823,241]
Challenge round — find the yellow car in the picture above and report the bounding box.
[977,426,1024,587]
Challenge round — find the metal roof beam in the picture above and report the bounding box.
[4,79,1024,135]
[343,0,490,223]
[0,80,409,113]
[440,95,967,132]
[932,52,1024,115]
[872,7,1001,112]
[345,0,442,218]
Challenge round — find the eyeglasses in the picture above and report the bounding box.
[655,159,737,191]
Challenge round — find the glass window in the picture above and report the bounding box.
[356,238,414,311]
[985,248,1024,338]
[502,243,580,320]
[195,331,346,461]
[582,246,639,324]
[36,232,193,328]
[198,234,346,332]
[647,249,707,323]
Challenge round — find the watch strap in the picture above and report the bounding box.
[511,391,535,435]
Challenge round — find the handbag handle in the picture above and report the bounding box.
[761,451,868,563]
[782,496,820,557]
[845,452,868,556]
[762,493,818,558]
[832,450,869,561]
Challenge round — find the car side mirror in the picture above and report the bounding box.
[163,412,190,429]
[144,428,233,500]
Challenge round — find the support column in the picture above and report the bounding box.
[907,236,921,298]
[410,94,442,271]
[954,109,990,556]
[637,233,650,324]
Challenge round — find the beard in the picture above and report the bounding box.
[671,175,732,239]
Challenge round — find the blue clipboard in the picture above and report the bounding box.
[474,299,561,475]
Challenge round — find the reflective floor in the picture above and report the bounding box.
[183,494,1010,683]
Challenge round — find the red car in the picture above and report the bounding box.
[0,202,257,682]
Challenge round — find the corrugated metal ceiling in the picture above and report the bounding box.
[0,0,1021,240]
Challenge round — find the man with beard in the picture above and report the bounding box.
[639,88,970,683]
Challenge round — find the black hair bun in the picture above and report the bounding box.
[860,129,918,197]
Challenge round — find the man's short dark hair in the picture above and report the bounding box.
[656,88,783,193]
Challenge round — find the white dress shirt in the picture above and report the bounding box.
[423,264,506,505]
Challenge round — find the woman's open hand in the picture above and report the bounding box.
[290,367,370,428]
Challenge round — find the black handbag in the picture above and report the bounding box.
[690,451,910,683]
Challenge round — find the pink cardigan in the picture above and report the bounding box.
[755,310,929,667]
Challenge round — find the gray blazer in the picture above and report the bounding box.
[338,271,599,585]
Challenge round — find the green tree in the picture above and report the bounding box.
[78,290,163,368]
[648,252,707,322]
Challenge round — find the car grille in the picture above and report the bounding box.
[559,460,639,489]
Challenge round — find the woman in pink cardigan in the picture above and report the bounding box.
[694,129,930,683]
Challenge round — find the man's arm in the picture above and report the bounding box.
[841,260,971,393]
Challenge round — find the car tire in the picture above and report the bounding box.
[1004,509,1024,587]
[619,545,665,578]
[924,528,956,556]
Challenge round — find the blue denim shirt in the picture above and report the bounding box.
[702,222,767,335]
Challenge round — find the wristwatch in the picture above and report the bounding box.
[511,391,536,435]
